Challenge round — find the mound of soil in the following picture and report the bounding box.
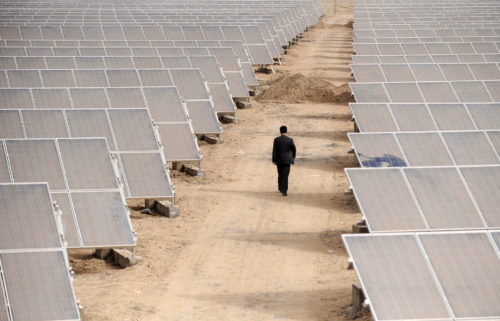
[257,73,352,104]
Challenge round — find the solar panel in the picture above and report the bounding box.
[404,167,484,229]
[1,138,135,248]
[1,250,80,321]
[442,131,500,165]
[418,82,458,102]
[386,83,425,103]
[186,100,222,134]
[22,109,68,138]
[209,83,237,113]
[396,132,454,166]
[7,139,66,190]
[349,133,407,167]
[188,56,225,83]
[70,88,109,108]
[468,103,500,129]
[460,166,500,228]
[419,232,500,318]
[350,103,398,132]
[158,122,201,161]
[351,64,386,82]
[119,152,173,198]
[452,81,493,102]
[224,72,250,98]
[381,64,414,81]
[390,104,438,131]
[169,68,210,99]
[469,63,500,80]
[161,56,191,68]
[350,131,500,167]
[344,231,500,321]
[350,83,390,103]
[427,104,477,130]
[440,63,475,80]
[410,64,445,81]
[0,183,61,249]
[0,110,23,138]
[142,86,188,122]
[484,80,500,101]
[343,234,451,320]
[107,88,146,108]
[8,70,42,87]
[346,168,426,231]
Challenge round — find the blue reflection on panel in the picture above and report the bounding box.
[360,154,407,167]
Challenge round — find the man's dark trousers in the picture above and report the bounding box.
[277,164,290,194]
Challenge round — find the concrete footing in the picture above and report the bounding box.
[257,65,274,74]
[94,248,113,260]
[93,248,142,268]
[181,163,204,177]
[249,89,259,97]
[221,114,236,123]
[352,222,369,233]
[153,200,180,217]
[202,135,219,144]
[236,101,251,109]
[145,199,181,217]
[113,249,142,268]
[78,303,85,321]
[352,284,365,311]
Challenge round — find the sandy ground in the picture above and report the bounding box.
[71,1,372,320]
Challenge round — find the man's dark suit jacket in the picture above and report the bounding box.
[272,135,296,165]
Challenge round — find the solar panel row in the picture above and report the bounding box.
[350,103,500,132]
[0,0,324,319]
[344,231,500,320]
[0,183,81,321]
[346,1,500,320]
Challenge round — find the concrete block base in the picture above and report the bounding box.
[263,67,273,74]
[154,201,180,218]
[113,249,142,268]
[352,223,369,234]
[236,101,251,109]
[78,303,85,321]
[94,249,113,260]
[352,284,365,311]
[221,114,236,123]
[202,135,219,144]
[181,164,205,177]
[249,89,259,97]
[144,199,156,209]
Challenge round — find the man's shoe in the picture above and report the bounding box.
[282,192,287,196]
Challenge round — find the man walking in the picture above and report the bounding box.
[272,126,296,196]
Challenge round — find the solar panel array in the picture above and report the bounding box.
[0,183,80,320]
[345,0,500,320]
[0,0,324,319]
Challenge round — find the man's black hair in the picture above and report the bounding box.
[280,126,287,134]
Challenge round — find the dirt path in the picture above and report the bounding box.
[72,1,368,320]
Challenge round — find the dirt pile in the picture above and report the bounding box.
[257,73,352,104]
